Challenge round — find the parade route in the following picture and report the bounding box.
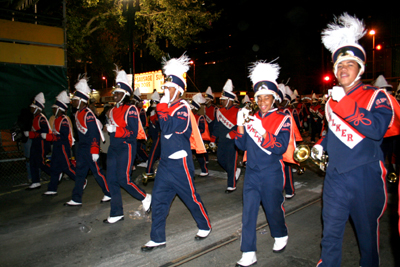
[1,155,399,267]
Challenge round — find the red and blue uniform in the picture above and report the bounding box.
[205,104,218,137]
[28,113,51,183]
[107,104,147,217]
[235,109,291,252]
[211,105,240,188]
[136,107,149,162]
[309,103,324,142]
[45,115,76,192]
[149,100,211,243]
[194,113,210,174]
[71,107,110,203]
[316,83,393,267]
[146,107,161,174]
[280,107,303,197]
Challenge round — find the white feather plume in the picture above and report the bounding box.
[74,74,91,95]
[248,60,280,85]
[56,90,70,104]
[162,53,191,76]
[322,13,366,53]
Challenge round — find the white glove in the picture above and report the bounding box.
[248,116,266,135]
[106,124,116,133]
[41,133,47,140]
[209,142,216,149]
[304,122,308,128]
[24,131,29,137]
[311,144,323,160]
[329,86,346,102]
[160,89,170,104]
[92,154,99,162]
[237,109,249,126]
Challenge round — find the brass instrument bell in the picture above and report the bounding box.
[387,172,398,183]
[293,144,310,163]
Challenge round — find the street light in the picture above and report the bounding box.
[102,76,108,88]
[369,29,376,79]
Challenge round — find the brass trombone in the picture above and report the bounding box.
[205,143,217,153]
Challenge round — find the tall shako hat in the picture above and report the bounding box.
[249,60,281,102]
[162,53,190,95]
[285,86,293,102]
[205,86,214,100]
[312,93,318,102]
[114,66,133,96]
[133,88,142,102]
[373,75,393,91]
[151,90,160,103]
[52,90,70,112]
[322,13,366,84]
[220,79,236,100]
[190,93,206,110]
[277,84,286,103]
[30,92,45,111]
[73,75,91,103]
[242,95,251,104]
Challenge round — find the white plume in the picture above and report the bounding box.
[248,60,280,85]
[162,53,191,76]
[322,13,366,53]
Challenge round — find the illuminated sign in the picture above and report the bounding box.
[134,70,187,96]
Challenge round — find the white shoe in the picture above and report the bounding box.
[141,240,166,251]
[27,182,41,189]
[58,173,63,181]
[64,200,82,206]
[103,215,124,224]
[200,172,209,177]
[83,179,88,190]
[236,168,241,180]
[142,194,152,212]
[236,251,257,266]
[195,229,211,240]
[273,236,288,252]
[101,195,111,203]
[43,191,57,196]
[137,161,148,167]
[285,193,295,199]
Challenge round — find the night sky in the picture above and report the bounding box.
[185,1,397,95]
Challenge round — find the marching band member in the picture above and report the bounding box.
[133,87,149,166]
[190,92,210,176]
[141,53,211,251]
[65,76,111,206]
[314,13,397,266]
[144,91,161,178]
[204,86,218,137]
[103,69,151,223]
[24,92,51,190]
[235,60,290,266]
[309,93,324,143]
[42,91,76,195]
[210,79,241,193]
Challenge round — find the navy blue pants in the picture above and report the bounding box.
[47,144,76,192]
[195,152,208,173]
[241,163,288,252]
[71,143,110,203]
[150,156,211,243]
[30,140,51,183]
[217,140,238,188]
[136,140,148,162]
[107,141,146,217]
[318,161,387,267]
[146,135,161,174]
[284,164,295,196]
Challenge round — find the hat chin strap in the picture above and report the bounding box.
[116,92,128,108]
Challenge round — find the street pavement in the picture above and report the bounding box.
[0,152,399,267]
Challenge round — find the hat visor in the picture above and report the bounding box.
[254,89,280,102]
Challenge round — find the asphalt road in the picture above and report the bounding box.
[0,154,399,267]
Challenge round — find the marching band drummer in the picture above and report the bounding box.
[103,69,151,224]
[314,13,396,266]
[234,60,291,267]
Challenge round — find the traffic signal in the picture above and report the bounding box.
[376,44,382,50]
[323,75,331,82]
